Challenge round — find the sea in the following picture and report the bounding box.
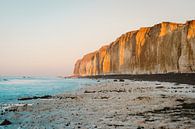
[0,76,96,105]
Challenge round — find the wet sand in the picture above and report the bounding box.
[1,80,195,129]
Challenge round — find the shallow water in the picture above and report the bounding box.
[0,76,96,104]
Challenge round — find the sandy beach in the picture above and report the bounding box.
[1,79,195,129]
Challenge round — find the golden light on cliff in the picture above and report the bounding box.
[187,20,195,39]
[136,27,150,57]
[119,40,125,66]
[74,20,195,76]
[160,22,179,37]
[103,54,110,73]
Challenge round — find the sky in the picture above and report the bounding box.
[0,0,195,76]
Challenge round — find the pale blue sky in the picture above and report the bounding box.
[0,0,194,76]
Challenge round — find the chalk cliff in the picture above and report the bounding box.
[74,20,195,76]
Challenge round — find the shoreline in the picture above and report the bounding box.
[82,73,195,85]
[1,79,195,128]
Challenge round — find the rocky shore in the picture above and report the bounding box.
[0,79,195,129]
[83,73,195,85]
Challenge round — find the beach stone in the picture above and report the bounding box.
[119,79,125,82]
[65,122,70,126]
[137,126,144,129]
[0,119,12,126]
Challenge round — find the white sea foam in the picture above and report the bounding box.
[0,103,33,113]
[0,79,46,85]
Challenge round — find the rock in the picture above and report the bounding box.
[134,96,151,101]
[84,90,96,93]
[6,106,18,112]
[18,95,52,100]
[65,122,70,126]
[74,20,195,76]
[156,86,164,89]
[113,88,126,92]
[113,79,118,82]
[137,126,144,129]
[93,95,109,99]
[0,119,12,126]
[57,94,78,99]
[0,112,5,115]
[92,125,97,128]
[176,98,185,102]
[100,96,109,99]
[119,79,125,82]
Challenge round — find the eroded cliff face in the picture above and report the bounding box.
[74,20,195,76]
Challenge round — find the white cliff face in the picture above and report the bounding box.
[74,20,195,76]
